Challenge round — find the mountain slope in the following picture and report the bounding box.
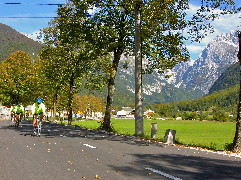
[168,31,239,95]
[0,23,42,61]
[209,62,240,94]
[149,86,239,114]
[114,58,201,107]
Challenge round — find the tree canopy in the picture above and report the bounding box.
[40,3,111,124]
[0,50,38,105]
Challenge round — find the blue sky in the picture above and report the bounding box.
[0,0,65,36]
[0,0,241,60]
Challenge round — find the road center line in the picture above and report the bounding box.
[83,144,97,149]
[145,167,182,180]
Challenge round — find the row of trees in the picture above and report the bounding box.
[0,50,104,118]
[153,107,235,122]
[39,0,239,130]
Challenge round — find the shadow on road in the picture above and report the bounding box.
[0,120,164,147]
[109,153,241,180]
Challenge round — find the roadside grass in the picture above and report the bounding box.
[63,119,236,151]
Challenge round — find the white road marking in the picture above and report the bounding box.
[145,167,182,180]
[83,144,97,149]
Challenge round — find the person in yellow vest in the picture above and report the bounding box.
[10,104,16,125]
[31,98,46,134]
[15,102,24,122]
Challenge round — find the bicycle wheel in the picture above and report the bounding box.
[38,121,42,136]
[11,115,15,125]
[14,116,19,127]
[16,116,19,128]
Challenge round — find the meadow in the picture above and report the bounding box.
[66,118,236,151]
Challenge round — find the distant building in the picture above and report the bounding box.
[0,106,10,120]
[117,110,127,118]
[176,117,182,120]
[121,107,133,114]
[143,109,154,118]
[116,107,135,118]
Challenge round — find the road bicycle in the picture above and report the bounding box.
[11,113,15,125]
[14,113,21,128]
[34,114,42,137]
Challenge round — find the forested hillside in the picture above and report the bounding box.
[209,62,240,94]
[0,23,42,61]
[149,85,239,120]
[147,58,241,121]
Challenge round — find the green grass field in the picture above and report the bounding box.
[67,119,236,151]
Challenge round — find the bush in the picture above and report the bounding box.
[213,108,228,122]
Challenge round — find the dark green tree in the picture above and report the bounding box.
[40,5,110,124]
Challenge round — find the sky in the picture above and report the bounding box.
[0,0,241,60]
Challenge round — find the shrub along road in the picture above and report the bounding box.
[0,120,240,180]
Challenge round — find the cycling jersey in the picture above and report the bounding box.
[10,106,16,113]
[15,105,24,114]
[32,102,46,115]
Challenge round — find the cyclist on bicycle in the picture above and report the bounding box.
[10,104,16,125]
[15,102,24,122]
[31,98,46,134]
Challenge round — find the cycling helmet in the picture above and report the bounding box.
[36,98,43,103]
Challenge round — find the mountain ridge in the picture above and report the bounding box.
[168,31,239,95]
[0,23,42,61]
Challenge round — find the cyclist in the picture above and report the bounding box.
[15,102,24,123]
[31,98,46,135]
[10,104,16,125]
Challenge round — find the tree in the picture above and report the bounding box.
[66,0,190,131]
[232,32,241,153]
[213,107,228,122]
[40,3,109,124]
[0,50,38,105]
[134,0,143,135]
[73,95,104,119]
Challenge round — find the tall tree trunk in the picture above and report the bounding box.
[232,32,241,153]
[101,11,125,132]
[134,0,143,135]
[53,93,57,122]
[68,73,74,125]
[102,51,121,131]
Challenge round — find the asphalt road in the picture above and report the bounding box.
[0,120,240,180]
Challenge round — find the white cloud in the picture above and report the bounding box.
[212,13,241,31]
[191,12,241,49]
[26,30,42,42]
[186,44,205,53]
[185,3,241,59]
[185,4,199,17]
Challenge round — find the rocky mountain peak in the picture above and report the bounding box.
[169,31,239,95]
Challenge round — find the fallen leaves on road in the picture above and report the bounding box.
[68,160,73,165]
